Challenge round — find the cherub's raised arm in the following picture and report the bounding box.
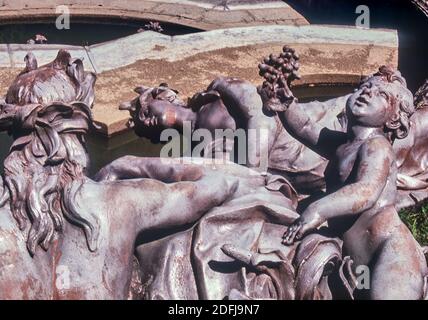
[207,76,262,121]
[257,46,347,160]
[207,77,277,169]
[277,101,347,160]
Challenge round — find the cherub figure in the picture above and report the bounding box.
[261,64,428,299]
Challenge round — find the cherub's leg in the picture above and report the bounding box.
[369,227,426,300]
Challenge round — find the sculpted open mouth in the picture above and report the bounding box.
[355,95,370,107]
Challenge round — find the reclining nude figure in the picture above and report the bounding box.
[0,51,239,299]
[265,64,428,299]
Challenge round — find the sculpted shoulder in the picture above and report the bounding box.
[361,135,395,162]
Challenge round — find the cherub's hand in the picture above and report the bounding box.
[282,208,323,245]
[258,46,300,114]
[258,86,294,113]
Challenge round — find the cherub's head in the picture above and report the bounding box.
[346,66,414,140]
[120,83,189,140]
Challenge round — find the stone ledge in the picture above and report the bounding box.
[0,0,308,31]
[0,25,398,72]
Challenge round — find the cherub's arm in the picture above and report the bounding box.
[277,101,347,160]
[283,137,393,244]
[208,77,277,169]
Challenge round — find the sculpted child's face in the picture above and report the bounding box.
[141,100,182,128]
[135,87,186,130]
[346,80,394,128]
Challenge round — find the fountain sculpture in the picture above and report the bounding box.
[1,48,428,300]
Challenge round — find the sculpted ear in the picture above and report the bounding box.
[385,120,401,130]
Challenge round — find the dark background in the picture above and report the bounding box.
[285,0,428,92]
[0,1,425,91]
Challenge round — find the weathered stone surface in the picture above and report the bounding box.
[4,25,398,72]
[0,0,308,30]
[0,45,10,67]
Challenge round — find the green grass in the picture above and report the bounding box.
[399,201,428,246]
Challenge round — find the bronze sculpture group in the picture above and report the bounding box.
[1,47,428,300]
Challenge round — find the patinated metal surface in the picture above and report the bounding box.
[0,50,343,300]
[115,48,428,299]
[1,48,428,300]
[95,155,345,300]
[0,51,239,299]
